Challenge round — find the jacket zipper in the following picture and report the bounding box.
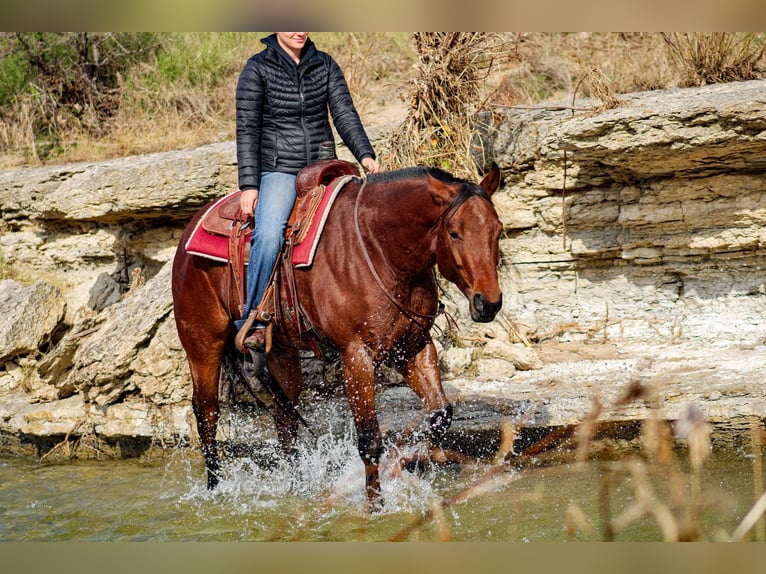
[296,65,310,165]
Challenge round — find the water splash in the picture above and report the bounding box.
[165,401,445,519]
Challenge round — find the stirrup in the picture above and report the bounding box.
[235,311,274,354]
[235,311,258,353]
[243,348,268,379]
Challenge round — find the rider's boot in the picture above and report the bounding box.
[243,327,266,351]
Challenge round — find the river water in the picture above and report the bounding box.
[1,415,762,542]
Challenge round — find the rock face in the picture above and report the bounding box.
[0,142,237,323]
[0,280,65,363]
[474,79,766,348]
[2,80,766,458]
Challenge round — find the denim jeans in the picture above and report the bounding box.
[243,171,297,325]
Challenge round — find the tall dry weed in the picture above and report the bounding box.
[0,98,39,166]
[585,68,620,111]
[313,32,413,116]
[384,32,511,179]
[662,32,765,87]
[488,33,674,108]
[387,376,766,541]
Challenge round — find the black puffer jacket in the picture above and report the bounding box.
[236,34,376,191]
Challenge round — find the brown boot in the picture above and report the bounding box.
[243,328,266,351]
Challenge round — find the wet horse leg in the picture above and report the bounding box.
[342,341,383,506]
[186,342,226,489]
[402,341,453,446]
[264,348,303,454]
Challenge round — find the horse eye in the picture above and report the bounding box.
[449,230,461,240]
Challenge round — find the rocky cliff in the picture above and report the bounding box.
[476,79,766,348]
[0,144,238,455]
[1,79,765,459]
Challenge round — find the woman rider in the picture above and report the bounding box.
[235,32,380,351]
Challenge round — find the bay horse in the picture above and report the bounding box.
[172,163,503,505]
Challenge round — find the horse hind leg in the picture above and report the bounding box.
[263,348,305,456]
[192,403,220,489]
[186,343,227,489]
[190,372,222,489]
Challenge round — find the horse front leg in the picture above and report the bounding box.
[342,341,383,507]
[402,341,453,447]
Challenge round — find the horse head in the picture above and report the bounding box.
[429,163,503,323]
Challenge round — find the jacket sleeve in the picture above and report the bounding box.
[236,59,264,190]
[326,57,376,163]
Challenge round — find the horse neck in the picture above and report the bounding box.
[361,178,443,276]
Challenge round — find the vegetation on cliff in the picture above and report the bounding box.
[1,32,763,170]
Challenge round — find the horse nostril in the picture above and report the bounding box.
[473,293,502,318]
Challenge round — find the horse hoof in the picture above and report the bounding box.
[206,472,220,490]
[428,405,453,445]
[403,458,427,474]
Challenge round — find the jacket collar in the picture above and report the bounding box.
[261,33,317,69]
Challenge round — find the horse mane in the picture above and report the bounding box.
[366,166,491,210]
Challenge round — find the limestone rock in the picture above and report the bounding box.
[439,346,474,376]
[0,393,87,437]
[37,310,103,399]
[2,79,766,452]
[473,79,766,345]
[481,339,542,371]
[0,280,65,362]
[96,399,193,442]
[477,358,516,380]
[130,315,190,405]
[67,261,175,406]
[87,272,122,312]
[0,142,236,224]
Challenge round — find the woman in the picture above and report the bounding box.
[236,32,380,351]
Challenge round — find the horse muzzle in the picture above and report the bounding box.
[471,292,502,322]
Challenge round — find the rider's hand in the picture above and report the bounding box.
[361,157,380,174]
[239,188,258,215]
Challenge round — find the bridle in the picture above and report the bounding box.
[353,177,470,330]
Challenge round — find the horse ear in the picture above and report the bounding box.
[426,172,457,206]
[479,162,501,197]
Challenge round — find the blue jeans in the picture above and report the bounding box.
[243,172,297,326]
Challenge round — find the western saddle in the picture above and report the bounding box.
[198,159,361,353]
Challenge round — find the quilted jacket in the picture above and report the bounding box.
[236,34,376,190]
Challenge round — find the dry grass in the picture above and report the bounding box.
[383,32,512,180]
[0,33,413,168]
[662,32,765,87]
[487,33,675,108]
[39,415,106,463]
[313,32,414,116]
[586,67,620,111]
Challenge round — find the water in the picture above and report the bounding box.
[0,423,762,541]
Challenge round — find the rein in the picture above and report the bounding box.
[353,178,444,331]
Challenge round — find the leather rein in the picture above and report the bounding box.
[353,178,447,331]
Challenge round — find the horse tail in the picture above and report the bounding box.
[220,344,314,437]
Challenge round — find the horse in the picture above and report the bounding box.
[171,162,503,505]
